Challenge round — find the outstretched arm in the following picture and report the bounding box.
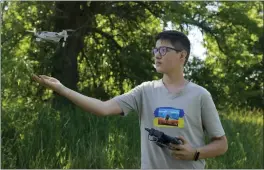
[32,74,122,116]
[62,86,122,116]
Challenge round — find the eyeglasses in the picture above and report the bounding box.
[152,46,182,57]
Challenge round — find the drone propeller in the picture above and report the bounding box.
[64,29,75,32]
[26,28,37,34]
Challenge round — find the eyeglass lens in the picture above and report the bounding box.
[153,47,167,56]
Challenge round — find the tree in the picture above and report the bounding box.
[1,1,263,168]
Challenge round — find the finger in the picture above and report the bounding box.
[171,151,182,160]
[169,143,177,147]
[169,143,184,150]
[178,136,187,144]
[32,74,38,79]
[168,145,177,150]
[174,156,181,160]
[32,74,40,78]
[171,150,184,156]
[175,145,184,150]
[33,75,49,86]
[169,143,178,150]
[32,74,42,82]
[39,75,51,79]
[32,74,51,89]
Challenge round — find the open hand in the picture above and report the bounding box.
[32,74,65,94]
[169,136,196,160]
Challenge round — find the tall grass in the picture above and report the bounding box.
[205,108,263,169]
[2,105,263,169]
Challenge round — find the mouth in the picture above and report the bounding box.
[155,61,162,66]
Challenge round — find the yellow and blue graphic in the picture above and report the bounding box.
[153,107,184,128]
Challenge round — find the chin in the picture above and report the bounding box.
[155,67,165,74]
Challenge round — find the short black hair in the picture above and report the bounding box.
[155,30,191,65]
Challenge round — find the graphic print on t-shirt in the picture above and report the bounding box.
[153,107,184,128]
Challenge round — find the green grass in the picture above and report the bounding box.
[2,106,263,169]
[205,108,263,169]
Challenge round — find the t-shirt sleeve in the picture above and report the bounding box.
[201,91,225,139]
[112,82,144,116]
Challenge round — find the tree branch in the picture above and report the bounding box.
[90,28,122,50]
[135,1,163,18]
[81,49,97,88]
[182,17,226,54]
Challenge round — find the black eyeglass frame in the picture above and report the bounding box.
[152,46,183,57]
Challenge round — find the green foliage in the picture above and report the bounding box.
[1,104,141,168]
[1,1,263,169]
[2,105,263,168]
[2,1,262,108]
[201,2,263,109]
[206,108,263,168]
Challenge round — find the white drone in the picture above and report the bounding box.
[27,28,74,47]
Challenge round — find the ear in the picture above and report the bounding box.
[180,51,187,63]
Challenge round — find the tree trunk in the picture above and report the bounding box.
[51,36,84,109]
[51,1,88,109]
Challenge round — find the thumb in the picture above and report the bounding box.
[178,136,188,145]
[39,75,51,80]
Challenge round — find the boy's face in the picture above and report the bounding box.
[153,39,185,74]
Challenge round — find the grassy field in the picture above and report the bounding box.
[1,105,263,169]
[205,108,263,168]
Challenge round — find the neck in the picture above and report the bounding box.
[162,71,185,87]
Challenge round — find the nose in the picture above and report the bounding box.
[155,52,162,60]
